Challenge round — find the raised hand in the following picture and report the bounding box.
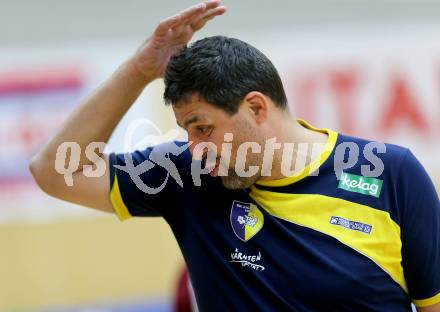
[131,0,227,81]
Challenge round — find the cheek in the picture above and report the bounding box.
[230,132,265,164]
[190,132,224,157]
[228,138,249,165]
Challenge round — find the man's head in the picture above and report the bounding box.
[164,36,289,189]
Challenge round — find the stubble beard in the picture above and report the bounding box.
[220,168,261,190]
[219,125,266,190]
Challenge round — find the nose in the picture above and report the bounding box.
[188,142,196,157]
[188,136,201,159]
[188,137,212,161]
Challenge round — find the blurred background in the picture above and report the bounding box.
[1,0,439,311]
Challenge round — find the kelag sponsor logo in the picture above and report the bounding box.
[338,172,383,198]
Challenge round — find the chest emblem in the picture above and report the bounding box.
[230,200,264,242]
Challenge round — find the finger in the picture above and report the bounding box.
[204,0,222,10]
[179,2,207,23]
[192,6,226,26]
[184,0,220,24]
[155,2,208,37]
[190,6,226,32]
[154,14,181,36]
[182,0,221,26]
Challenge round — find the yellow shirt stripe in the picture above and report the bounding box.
[249,188,408,294]
[256,119,338,187]
[110,174,132,221]
[413,291,440,307]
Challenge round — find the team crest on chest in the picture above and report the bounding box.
[230,200,264,242]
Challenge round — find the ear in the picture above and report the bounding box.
[242,91,269,124]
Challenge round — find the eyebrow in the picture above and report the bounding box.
[181,115,207,129]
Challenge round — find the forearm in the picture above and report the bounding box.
[30,59,152,180]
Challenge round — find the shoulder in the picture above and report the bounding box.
[331,134,415,222]
[145,140,220,190]
[335,133,410,178]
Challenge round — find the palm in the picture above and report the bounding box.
[133,1,226,80]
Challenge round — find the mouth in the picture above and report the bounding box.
[203,155,221,177]
[209,162,220,177]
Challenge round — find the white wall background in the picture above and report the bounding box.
[2,0,440,46]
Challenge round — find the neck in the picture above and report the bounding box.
[259,113,328,181]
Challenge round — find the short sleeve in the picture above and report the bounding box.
[108,141,191,221]
[398,150,440,307]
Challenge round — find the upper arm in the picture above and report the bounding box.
[30,153,115,214]
[397,150,440,308]
[30,141,190,220]
[107,141,191,221]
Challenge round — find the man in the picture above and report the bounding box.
[30,1,440,311]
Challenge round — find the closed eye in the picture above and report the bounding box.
[196,126,212,136]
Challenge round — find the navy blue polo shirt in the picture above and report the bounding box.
[108,121,440,311]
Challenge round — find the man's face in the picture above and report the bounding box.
[173,96,266,189]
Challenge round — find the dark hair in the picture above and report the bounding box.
[163,36,288,114]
